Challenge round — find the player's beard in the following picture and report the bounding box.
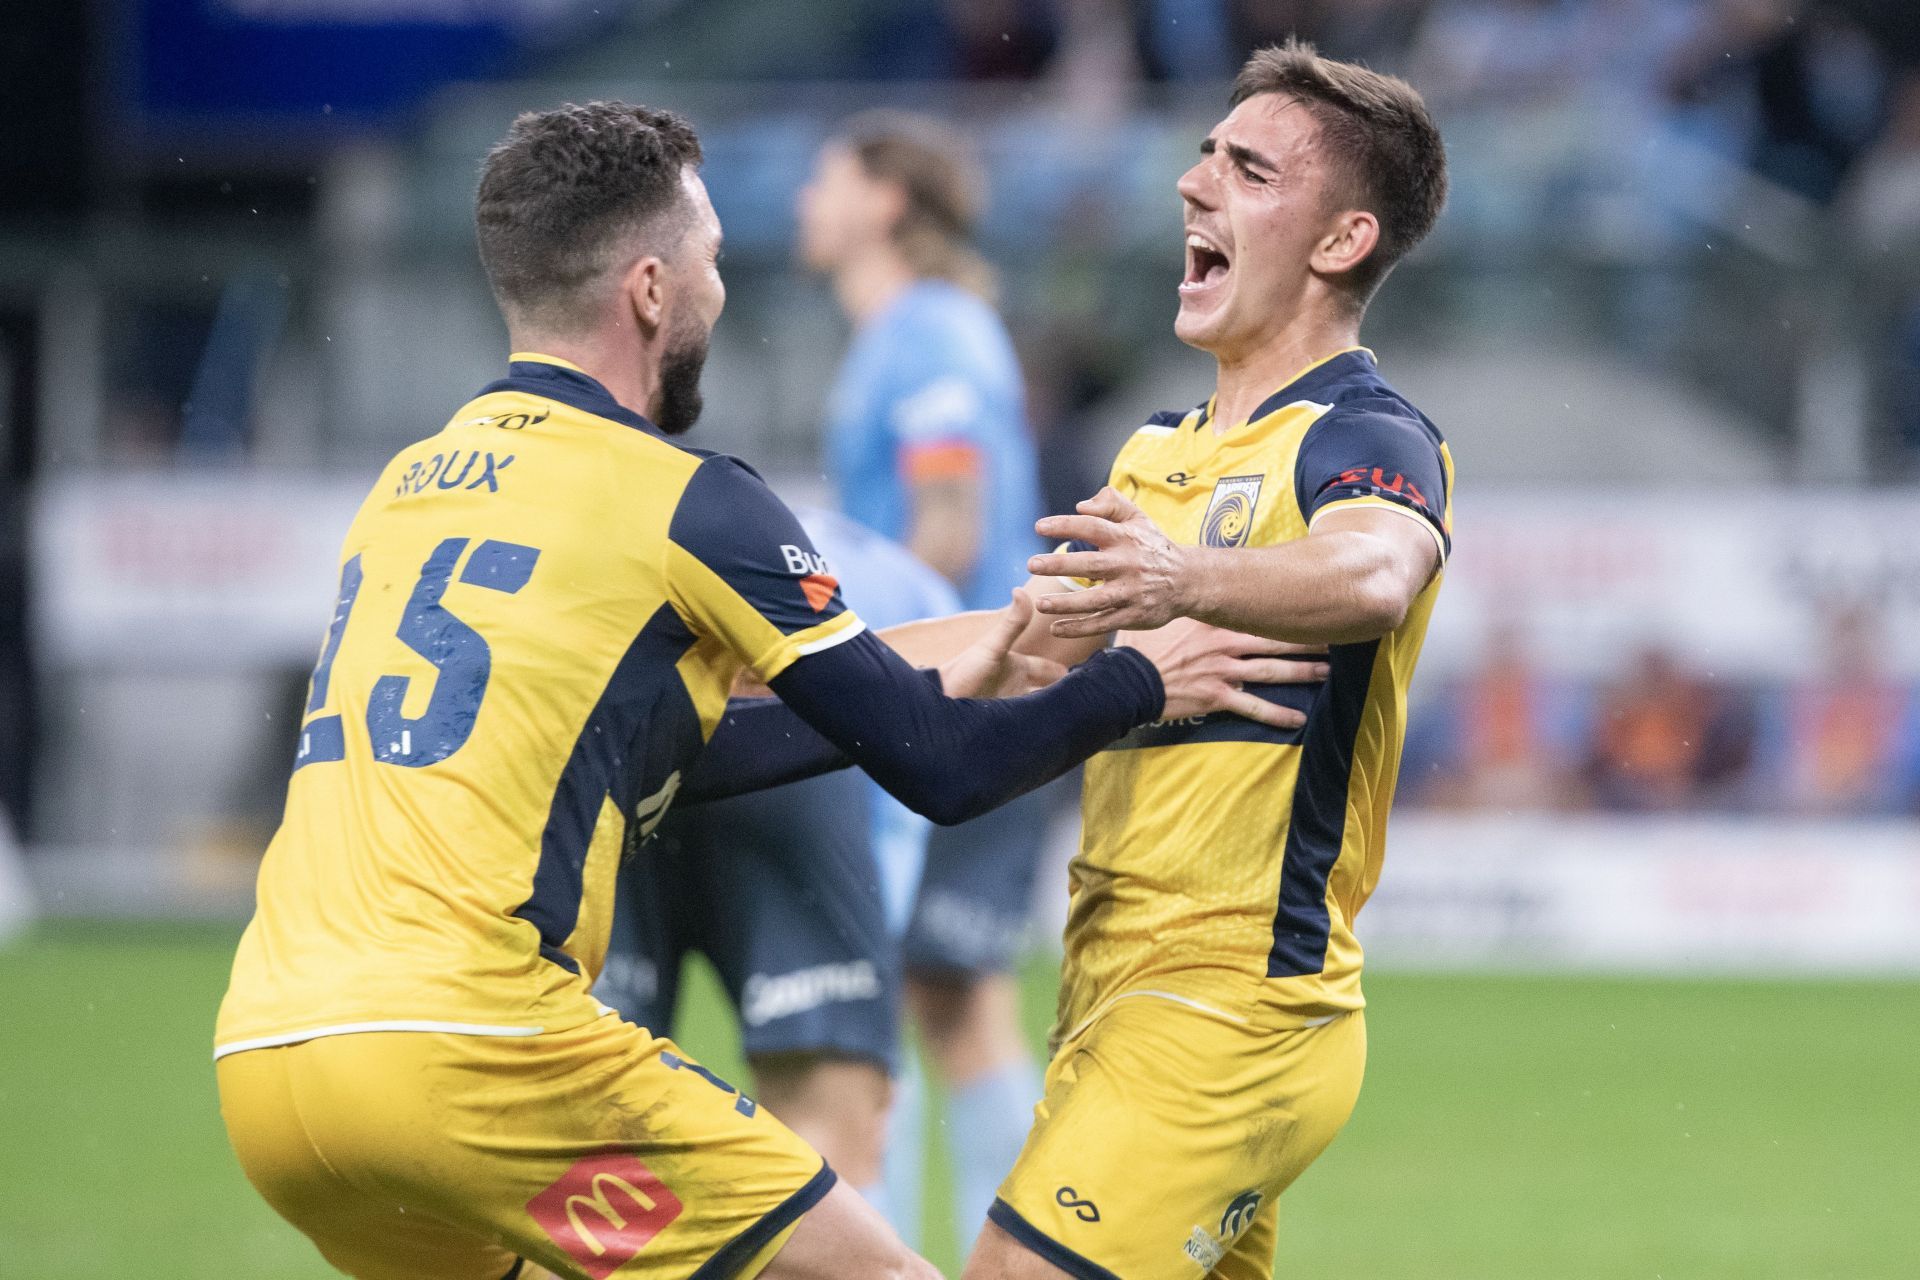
[652,315,709,436]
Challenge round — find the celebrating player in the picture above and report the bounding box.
[211,102,1306,1280]
[959,42,1456,1280]
[796,111,1055,1244]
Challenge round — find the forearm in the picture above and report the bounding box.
[769,630,1161,825]
[679,697,851,804]
[876,579,1107,670]
[1178,532,1415,645]
[868,609,1002,669]
[907,475,982,585]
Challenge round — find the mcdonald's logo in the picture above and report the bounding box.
[526,1150,685,1279]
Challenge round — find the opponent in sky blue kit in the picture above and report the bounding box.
[800,113,1055,1244]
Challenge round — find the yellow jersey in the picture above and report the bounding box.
[1057,348,1453,1034]
[215,353,865,1057]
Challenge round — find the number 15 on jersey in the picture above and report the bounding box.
[296,536,541,773]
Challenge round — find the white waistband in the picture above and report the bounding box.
[212,1019,545,1061]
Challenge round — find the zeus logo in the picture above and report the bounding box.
[527,1151,684,1280]
[780,544,832,577]
[1334,466,1430,510]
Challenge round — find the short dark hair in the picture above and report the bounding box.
[1231,40,1446,304]
[475,101,703,329]
[838,110,994,299]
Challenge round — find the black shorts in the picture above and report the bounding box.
[595,767,900,1070]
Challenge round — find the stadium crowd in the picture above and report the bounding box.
[1402,602,1920,814]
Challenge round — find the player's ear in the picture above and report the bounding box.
[622,255,668,336]
[1312,210,1380,281]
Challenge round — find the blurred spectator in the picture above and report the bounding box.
[1401,625,1589,810]
[1769,602,1920,813]
[1670,0,1897,204]
[1584,647,1757,810]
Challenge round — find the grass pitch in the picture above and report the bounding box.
[2,921,1914,1278]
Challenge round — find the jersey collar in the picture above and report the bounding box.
[476,351,664,436]
[1195,346,1376,433]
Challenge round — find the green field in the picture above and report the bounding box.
[2,921,1915,1278]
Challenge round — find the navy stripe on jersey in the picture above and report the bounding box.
[1105,681,1314,751]
[668,455,852,637]
[1192,350,1378,432]
[1267,637,1379,978]
[514,602,702,973]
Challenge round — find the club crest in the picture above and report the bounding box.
[1201,474,1264,548]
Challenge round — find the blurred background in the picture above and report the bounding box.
[2,1,1918,1277]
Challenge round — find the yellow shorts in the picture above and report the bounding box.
[216,1016,831,1280]
[991,996,1365,1280]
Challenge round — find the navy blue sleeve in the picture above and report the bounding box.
[1293,408,1450,557]
[666,454,865,681]
[769,630,1163,825]
[678,697,853,804]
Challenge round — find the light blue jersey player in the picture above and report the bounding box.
[596,506,959,1226]
[825,277,1039,612]
[798,112,1055,1249]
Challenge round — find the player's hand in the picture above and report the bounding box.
[938,589,1071,699]
[1120,617,1328,728]
[1027,487,1196,638]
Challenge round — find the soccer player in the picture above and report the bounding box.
[795,112,1054,1243]
[959,43,1456,1280]
[211,102,1305,1280]
[593,507,963,1218]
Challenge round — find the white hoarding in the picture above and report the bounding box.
[33,473,366,667]
[1365,815,1920,973]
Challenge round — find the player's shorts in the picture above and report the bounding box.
[595,768,899,1070]
[216,1017,833,1280]
[903,774,1068,977]
[989,995,1365,1280]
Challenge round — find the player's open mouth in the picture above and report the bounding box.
[1181,231,1231,294]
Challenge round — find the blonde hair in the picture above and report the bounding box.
[840,110,997,300]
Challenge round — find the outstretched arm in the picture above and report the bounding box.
[665,453,1303,820]
[1029,492,1438,644]
[1028,409,1450,644]
[686,596,1320,816]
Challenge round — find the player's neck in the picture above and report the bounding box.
[1208,312,1362,434]
[508,330,660,424]
[834,249,917,325]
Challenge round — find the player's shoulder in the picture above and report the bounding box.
[667,450,789,537]
[1303,351,1444,450]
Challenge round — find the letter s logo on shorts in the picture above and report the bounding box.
[526,1150,685,1279]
